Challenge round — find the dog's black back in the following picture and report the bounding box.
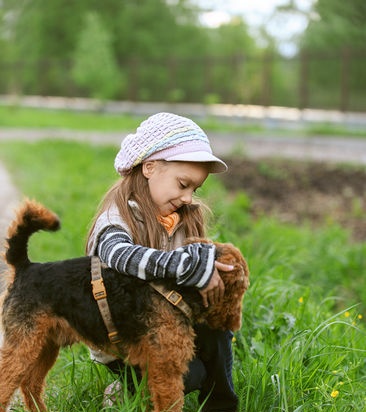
[3,200,201,350]
[3,256,159,345]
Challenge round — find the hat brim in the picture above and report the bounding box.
[165,151,227,173]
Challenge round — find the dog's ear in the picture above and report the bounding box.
[215,243,250,288]
[215,242,243,266]
[205,242,250,331]
[204,264,247,331]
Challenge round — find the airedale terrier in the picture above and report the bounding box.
[0,200,249,412]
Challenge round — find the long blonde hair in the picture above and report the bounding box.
[86,164,208,250]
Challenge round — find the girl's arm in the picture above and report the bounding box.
[97,226,216,289]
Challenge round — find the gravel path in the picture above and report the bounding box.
[0,162,19,291]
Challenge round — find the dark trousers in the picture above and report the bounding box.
[107,324,238,412]
[191,324,238,412]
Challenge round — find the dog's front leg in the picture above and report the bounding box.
[147,363,185,412]
[129,341,186,412]
[128,303,195,412]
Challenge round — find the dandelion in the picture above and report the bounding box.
[331,390,339,398]
[358,314,363,320]
[344,311,350,318]
[298,296,304,304]
[232,336,236,343]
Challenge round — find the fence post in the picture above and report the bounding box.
[167,57,177,100]
[204,56,212,99]
[262,52,272,106]
[340,47,350,112]
[299,50,308,110]
[127,58,139,101]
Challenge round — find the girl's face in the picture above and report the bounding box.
[142,160,209,216]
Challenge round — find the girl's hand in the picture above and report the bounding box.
[199,261,234,308]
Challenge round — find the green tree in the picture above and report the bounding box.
[0,0,210,97]
[0,0,268,103]
[301,0,366,50]
[72,12,122,100]
[299,0,366,110]
[203,18,264,103]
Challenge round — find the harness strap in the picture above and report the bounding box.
[90,256,124,353]
[150,283,193,320]
[90,256,193,352]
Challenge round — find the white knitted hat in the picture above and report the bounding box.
[114,112,227,176]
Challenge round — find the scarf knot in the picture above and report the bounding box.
[158,212,180,236]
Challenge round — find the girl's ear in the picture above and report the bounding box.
[142,161,156,178]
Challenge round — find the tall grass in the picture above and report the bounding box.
[1,140,365,411]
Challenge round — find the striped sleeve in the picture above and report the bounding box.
[97,226,215,288]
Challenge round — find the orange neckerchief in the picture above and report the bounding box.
[158,212,180,236]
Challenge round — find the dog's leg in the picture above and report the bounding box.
[20,339,60,412]
[0,341,21,412]
[146,352,187,412]
[129,302,196,412]
[0,315,57,412]
[0,337,41,412]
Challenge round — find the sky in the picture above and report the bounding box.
[196,0,316,56]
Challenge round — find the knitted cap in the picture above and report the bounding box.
[114,112,227,176]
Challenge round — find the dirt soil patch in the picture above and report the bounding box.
[219,157,366,242]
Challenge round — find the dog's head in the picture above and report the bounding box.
[187,238,249,331]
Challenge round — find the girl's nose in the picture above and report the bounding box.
[181,191,193,205]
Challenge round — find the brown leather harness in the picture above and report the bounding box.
[90,256,192,352]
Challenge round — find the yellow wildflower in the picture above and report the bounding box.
[331,390,339,398]
[298,296,304,304]
[358,314,363,320]
[344,311,350,318]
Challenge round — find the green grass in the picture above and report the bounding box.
[1,140,366,411]
[1,104,366,137]
[0,105,143,131]
[0,105,259,133]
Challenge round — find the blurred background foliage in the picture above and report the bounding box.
[0,0,365,110]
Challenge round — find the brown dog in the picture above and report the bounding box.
[0,200,249,412]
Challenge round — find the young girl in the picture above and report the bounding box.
[86,112,238,412]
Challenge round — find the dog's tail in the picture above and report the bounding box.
[5,199,60,268]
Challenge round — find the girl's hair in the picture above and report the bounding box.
[86,164,208,250]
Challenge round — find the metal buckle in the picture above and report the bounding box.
[91,278,107,300]
[108,331,122,344]
[166,290,183,306]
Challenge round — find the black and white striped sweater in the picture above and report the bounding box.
[89,202,216,289]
